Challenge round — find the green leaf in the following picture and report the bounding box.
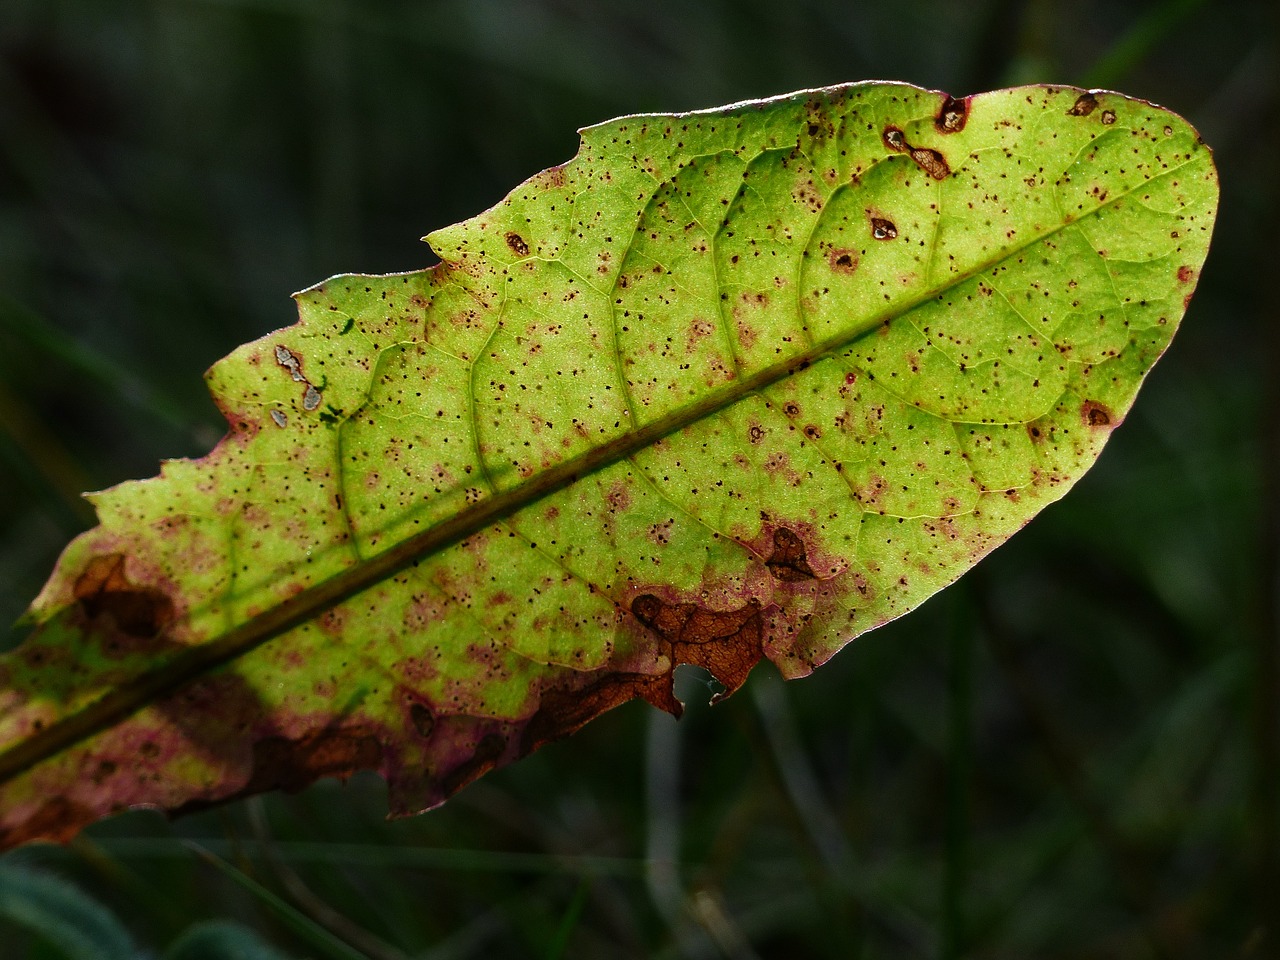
[164,921,296,960]
[0,863,137,960]
[0,82,1217,848]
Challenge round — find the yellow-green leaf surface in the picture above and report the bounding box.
[0,83,1217,848]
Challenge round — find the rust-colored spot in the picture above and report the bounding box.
[1081,400,1113,427]
[909,147,950,181]
[630,594,764,701]
[935,95,969,133]
[766,528,817,582]
[1177,265,1195,283]
[882,126,907,152]
[871,217,897,240]
[1068,92,1098,117]
[74,554,175,639]
[828,249,858,274]
[504,232,530,257]
[409,703,435,738]
[1026,422,1045,442]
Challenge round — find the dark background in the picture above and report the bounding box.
[0,1,1276,957]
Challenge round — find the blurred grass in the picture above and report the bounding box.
[0,0,1276,956]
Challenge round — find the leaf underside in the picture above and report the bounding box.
[0,82,1217,849]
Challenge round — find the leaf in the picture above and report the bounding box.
[163,921,296,960]
[0,82,1217,849]
[0,863,138,960]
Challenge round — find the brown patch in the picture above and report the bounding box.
[1068,93,1098,117]
[73,554,175,640]
[909,147,950,181]
[1080,400,1113,427]
[524,672,676,750]
[631,594,764,701]
[0,796,96,848]
[871,217,898,240]
[238,729,384,796]
[606,482,632,512]
[828,249,858,274]
[766,528,817,582]
[504,232,530,257]
[935,95,969,133]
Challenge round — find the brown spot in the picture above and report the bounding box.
[882,126,907,152]
[631,594,764,701]
[1068,92,1098,117]
[140,740,160,758]
[525,672,676,747]
[1081,400,1113,427]
[1026,422,1045,442]
[606,482,632,512]
[935,95,969,133]
[504,232,530,257]
[1101,110,1117,125]
[409,702,435,738]
[828,249,858,274]
[766,528,817,582]
[909,147,950,181]
[240,729,384,795]
[871,217,898,240]
[74,554,175,640]
[748,424,766,444]
[1177,265,1195,284]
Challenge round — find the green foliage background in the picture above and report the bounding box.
[0,1,1273,957]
